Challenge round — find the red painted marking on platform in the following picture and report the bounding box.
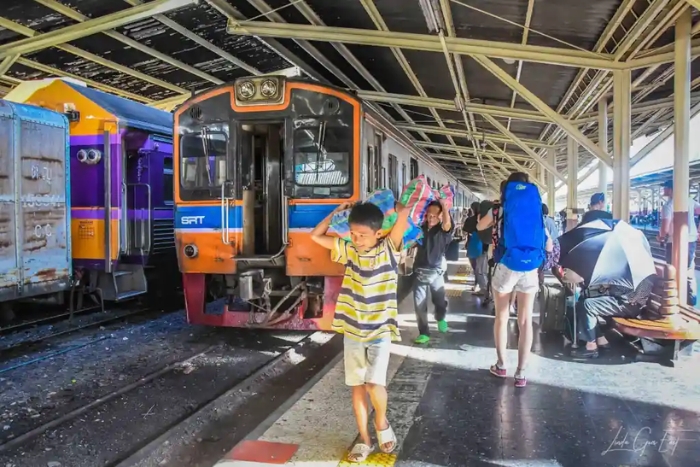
[224,440,299,464]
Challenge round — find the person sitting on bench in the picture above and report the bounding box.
[566,269,656,359]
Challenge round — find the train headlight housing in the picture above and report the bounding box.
[87,149,102,164]
[260,79,278,98]
[183,244,198,258]
[237,81,255,101]
[76,149,88,163]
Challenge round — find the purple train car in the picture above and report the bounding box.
[8,78,177,302]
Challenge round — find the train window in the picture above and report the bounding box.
[179,124,229,200]
[367,145,378,192]
[163,157,173,204]
[293,120,351,188]
[410,158,419,179]
[388,154,398,197]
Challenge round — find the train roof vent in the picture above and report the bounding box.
[189,105,202,120]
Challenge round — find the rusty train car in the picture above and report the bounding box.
[3,78,177,312]
[0,99,71,320]
[173,76,477,330]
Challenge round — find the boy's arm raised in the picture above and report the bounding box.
[310,202,351,250]
[388,203,410,251]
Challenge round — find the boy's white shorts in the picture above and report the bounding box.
[343,336,391,387]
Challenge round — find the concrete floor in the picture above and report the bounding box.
[216,258,700,467]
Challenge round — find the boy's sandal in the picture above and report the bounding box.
[377,424,397,453]
[347,443,373,462]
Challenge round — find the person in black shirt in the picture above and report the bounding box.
[463,202,489,294]
[413,199,453,344]
[580,192,612,225]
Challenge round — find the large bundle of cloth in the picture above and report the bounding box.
[327,189,423,249]
[434,185,455,211]
[399,175,436,225]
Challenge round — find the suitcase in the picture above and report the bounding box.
[539,283,567,333]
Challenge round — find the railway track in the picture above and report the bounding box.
[0,304,103,336]
[0,326,340,467]
[0,306,156,360]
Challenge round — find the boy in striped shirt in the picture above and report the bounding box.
[311,201,410,463]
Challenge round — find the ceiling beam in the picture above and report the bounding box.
[0,15,188,95]
[472,54,613,167]
[482,113,567,184]
[0,0,196,60]
[358,90,551,123]
[685,0,700,12]
[628,43,700,68]
[417,141,531,161]
[16,57,152,103]
[484,140,545,190]
[394,123,550,148]
[226,21,623,70]
[35,0,224,84]
[125,0,261,75]
[430,153,519,167]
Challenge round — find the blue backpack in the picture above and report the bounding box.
[466,231,483,259]
[498,181,546,272]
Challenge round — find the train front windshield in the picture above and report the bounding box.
[292,118,352,199]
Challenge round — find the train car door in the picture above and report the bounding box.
[237,123,284,258]
[17,113,70,294]
[0,106,18,301]
[125,145,152,260]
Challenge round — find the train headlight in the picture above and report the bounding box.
[76,149,88,163]
[260,79,278,98]
[183,244,198,258]
[237,81,255,100]
[87,149,102,164]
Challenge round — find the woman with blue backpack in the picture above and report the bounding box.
[476,172,553,388]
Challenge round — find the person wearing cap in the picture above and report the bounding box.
[657,179,700,306]
[580,192,612,225]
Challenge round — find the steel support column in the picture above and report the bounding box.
[673,8,692,305]
[598,98,609,196]
[547,147,556,214]
[567,137,579,230]
[612,69,631,221]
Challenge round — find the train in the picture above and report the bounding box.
[0,78,177,321]
[173,76,478,330]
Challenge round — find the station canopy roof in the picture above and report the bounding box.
[0,0,699,193]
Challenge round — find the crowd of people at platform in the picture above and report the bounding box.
[309,171,685,462]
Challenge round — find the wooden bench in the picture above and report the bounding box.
[613,262,700,365]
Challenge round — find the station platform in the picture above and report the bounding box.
[216,260,700,467]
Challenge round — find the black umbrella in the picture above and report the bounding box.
[557,218,613,258]
[558,220,656,289]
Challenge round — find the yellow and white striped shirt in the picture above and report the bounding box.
[331,237,401,342]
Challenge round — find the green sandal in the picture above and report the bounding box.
[438,320,448,333]
[415,334,430,344]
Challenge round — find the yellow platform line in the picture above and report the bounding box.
[338,452,397,467]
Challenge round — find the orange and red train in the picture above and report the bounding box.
[173,76,476,330]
